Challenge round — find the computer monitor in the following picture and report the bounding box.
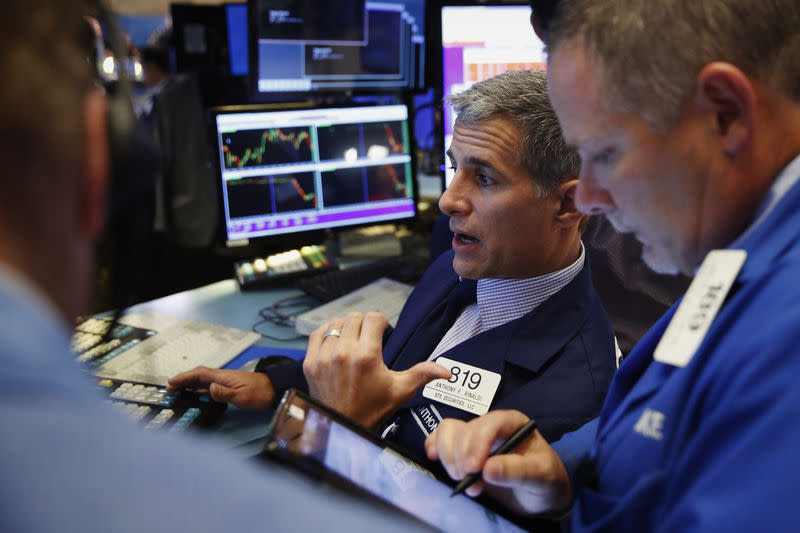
[432,1,546,186]
[170,4,228,74]
[248,0,425,99]
[225,3,249,77]
[211,103,418,248]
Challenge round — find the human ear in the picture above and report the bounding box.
[694,62,755,157]
[552,178,583,230]
[530,12,547,42]
[80,88,109,239]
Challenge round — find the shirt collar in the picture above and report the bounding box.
[730,153,800,250]
[476,241,585,330]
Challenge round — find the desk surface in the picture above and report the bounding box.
[124,279,310,351]
[122,278,312,454]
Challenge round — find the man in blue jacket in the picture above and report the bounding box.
[426,0,800,530]
[170,70,617,461]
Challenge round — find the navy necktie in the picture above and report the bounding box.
[388,278,477,371]
[383,278,477,460]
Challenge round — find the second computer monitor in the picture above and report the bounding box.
[436,2,546,186]
[248,0,425,98]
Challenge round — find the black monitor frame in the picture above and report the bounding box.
[425,0,533,97]
[426,1,545,187]
[170,3,229,75]
[247,0,427,102]
[208,100,420,255]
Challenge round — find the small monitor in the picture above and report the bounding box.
[170,4,228,74]
[248,0,425,98]
[211,103,417,247]
[262,389,529,532]
[225,3,249,77]
[433,2,546,186]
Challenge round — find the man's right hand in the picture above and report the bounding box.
[303,312,451,430]
[425,410,573,517]
[167,367,275,410]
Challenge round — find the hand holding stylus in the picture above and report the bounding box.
[449,419,538,496]
[425,410,572,516]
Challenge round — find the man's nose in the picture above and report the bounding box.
[438,173,470,217]
[575,168,614,215]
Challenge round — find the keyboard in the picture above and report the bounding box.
[95,377,227,432]
[74,318,233,432]
[296,254,428,302]
[73,317,155,364]
[87,318,260,386]
[294,277,415,335]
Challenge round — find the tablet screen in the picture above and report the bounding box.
[264,389,526,533]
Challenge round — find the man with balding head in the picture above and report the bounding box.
[428,0,800,530]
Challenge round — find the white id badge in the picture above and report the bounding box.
[423,357,501,415]
[654,249,746,367]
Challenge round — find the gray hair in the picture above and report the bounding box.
[548,0,800,129]
[446,69,580,197]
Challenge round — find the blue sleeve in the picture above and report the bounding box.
[551,417,598,487]
[261,359,308,403]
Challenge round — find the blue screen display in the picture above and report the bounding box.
[226,3,249,76]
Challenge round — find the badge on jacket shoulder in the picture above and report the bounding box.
[423,357,501,415]
[654,249,746,367]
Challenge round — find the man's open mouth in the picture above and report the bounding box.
[455,233,479,244]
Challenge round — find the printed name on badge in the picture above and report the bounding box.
[654,249,746,367]
[423,357,501,416]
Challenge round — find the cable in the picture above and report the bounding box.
[251,318,305,342]
[251,294,317,342]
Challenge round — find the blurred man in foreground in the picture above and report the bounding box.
[0,1,429,531]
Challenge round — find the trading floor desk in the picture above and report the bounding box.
[120,279,310,456]
[124,278,309,351]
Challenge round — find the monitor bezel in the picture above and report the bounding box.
[427,1,544,188]
[169,3,229,75]
[246,0,428,102]
[207,100,420,254]
[260,388,533,532]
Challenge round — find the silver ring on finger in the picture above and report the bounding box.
[323,328,341,340]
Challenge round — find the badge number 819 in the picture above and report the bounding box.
[423,357,502,416]
[448,365,482,389]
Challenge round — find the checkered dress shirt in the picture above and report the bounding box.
[429,242,586,360]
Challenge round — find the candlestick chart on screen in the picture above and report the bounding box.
[221,126,314,169]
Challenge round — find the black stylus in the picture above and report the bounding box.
[450,419,538,497]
